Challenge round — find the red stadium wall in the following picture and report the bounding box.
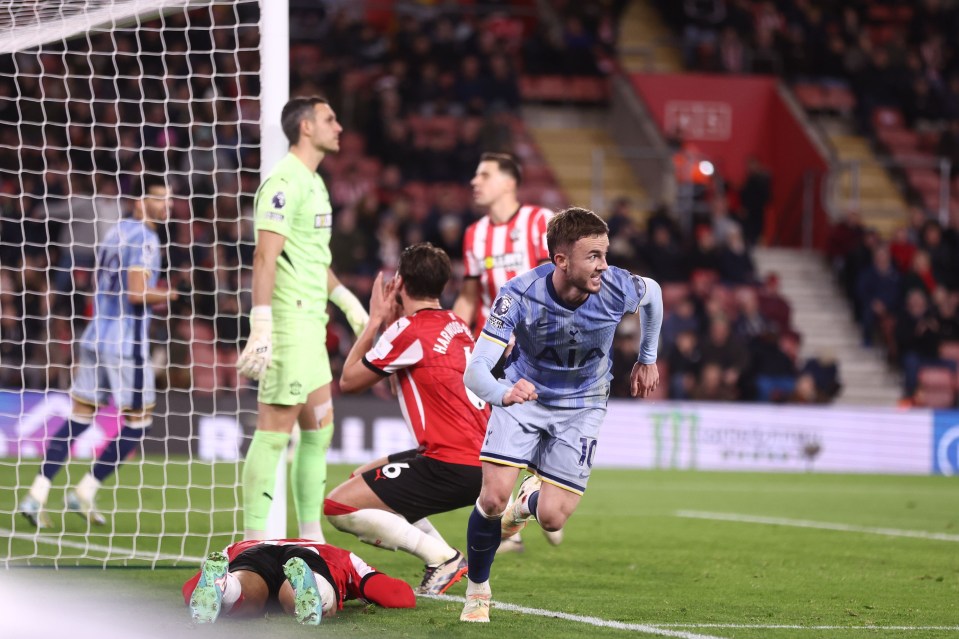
[630,74,829,249]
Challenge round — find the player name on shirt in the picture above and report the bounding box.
[434,319,472,354]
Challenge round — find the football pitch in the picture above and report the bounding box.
[1,463,957,639]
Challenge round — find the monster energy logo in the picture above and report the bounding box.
[651,410,699,469]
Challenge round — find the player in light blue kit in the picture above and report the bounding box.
[458,207,663,622]
[19,175,177,528]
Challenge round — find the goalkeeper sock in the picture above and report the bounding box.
[466,501,503,584]
[92,425,147,482]
[242,430,291,533]
[292,425,333,540]
[41,416,92,480]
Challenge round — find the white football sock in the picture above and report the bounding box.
[220,573,242,611]
[298,521,325,542]
[412,517,446,542]
[28,475,52,504]
[75,473,101,502]
[466,578,491,595]
[328,509,456,565]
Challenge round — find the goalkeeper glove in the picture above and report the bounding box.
[329,284,369,336]
[237,305,273,380]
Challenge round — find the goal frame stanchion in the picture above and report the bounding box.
[259,0,290,540]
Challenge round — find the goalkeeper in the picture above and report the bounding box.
[237,96,368,541]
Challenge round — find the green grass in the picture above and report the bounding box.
[2,461,958,638]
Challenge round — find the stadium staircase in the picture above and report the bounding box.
[523,105,647,216]
[824,124,908,238]
[619,0,682,73]
[752,247,901,407]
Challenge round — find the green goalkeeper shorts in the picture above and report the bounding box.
[258,312,331,406]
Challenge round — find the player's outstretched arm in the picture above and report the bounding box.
[631,276,664,398]
[360,573,416,608]
[237,230,285,380]
[328,269,370,336]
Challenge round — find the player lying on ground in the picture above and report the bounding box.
[326,243,490,595]
[183,539,415,625]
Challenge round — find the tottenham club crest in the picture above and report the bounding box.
[491,295,513,317]
[272,191,286,209]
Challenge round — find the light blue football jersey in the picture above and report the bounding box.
[480,263,646,408]
[79,218,161,360]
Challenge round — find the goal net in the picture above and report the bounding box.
[0,0,261,566]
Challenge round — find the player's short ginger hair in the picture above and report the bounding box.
[546,207,609,261]
[281,95,330,145]
[398,242,451,300]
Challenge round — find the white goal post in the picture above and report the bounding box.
[0,0,293,566]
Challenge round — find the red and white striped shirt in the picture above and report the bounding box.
[362,310,490,467]
[462,204,554,332]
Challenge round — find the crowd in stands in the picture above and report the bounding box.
[829,209,959,406]
[654,0,959,406]
[0,1,840,406]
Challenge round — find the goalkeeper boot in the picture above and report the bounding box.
[19,495,52,529]
[283,557,323,625]
[65,489,106,526]
[501,474,541,539]
[416,549,468,595]
[190,551,229,624]
[459,592,492,623]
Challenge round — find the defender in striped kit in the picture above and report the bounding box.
[454,152,554,336]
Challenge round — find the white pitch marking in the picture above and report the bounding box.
[1,528,202,564]
[426,594,727,639]
[675,511,959,542]
[655,624,959,631]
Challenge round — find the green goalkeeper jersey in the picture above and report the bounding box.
[253,153,333,314]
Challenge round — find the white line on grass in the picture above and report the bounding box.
[654,624,959,631]
[675,511,959,542]
[426,594,727,639]
[0,527,202,564]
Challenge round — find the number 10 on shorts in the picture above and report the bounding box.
[578,437,597,468]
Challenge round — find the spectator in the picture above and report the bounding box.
[855,245,901,347]
[667,329,702,399]
[699,315,749,398]
[738,157,770,247]
[895,288,951,396]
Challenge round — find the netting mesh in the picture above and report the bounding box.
[0,0,261,566]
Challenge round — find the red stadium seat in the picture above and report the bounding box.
[918,366,955,391]
[823,85,856,113]
[872,107,904,130]
[792,83,825,111]
[878,127,919,151]
[919,387,956,408]
[940,341,959,368]
[661,282,691,309]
